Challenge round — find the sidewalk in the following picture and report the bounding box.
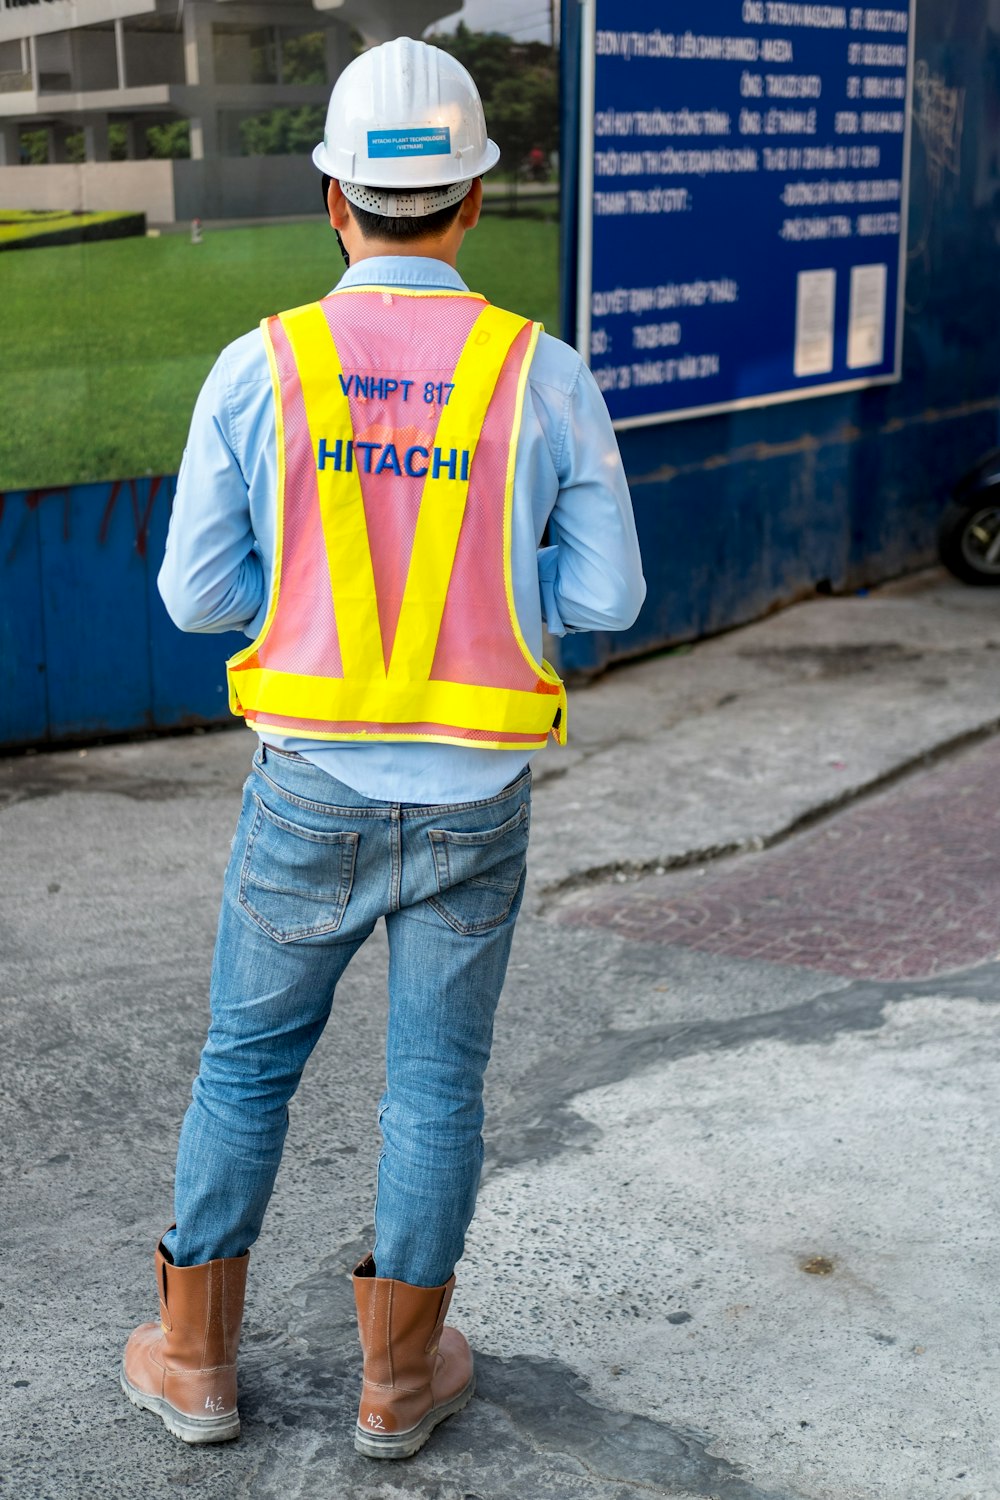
[2,567,998,1500]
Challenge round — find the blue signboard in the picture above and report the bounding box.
[576,0,915,426]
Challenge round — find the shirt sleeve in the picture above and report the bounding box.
[541,357,646,636]
[157,350,266,636]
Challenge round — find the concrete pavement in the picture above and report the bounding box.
[2,567,999,1500]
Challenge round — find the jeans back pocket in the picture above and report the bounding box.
[427,801,529,935]
[239,794,359,943]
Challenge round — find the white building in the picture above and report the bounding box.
[0,0,456,221]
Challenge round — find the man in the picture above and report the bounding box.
[122,36,644,1461]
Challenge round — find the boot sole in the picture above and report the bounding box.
[120,1362,240,1444]
[354,1374,476,1459]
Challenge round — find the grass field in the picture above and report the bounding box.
[1,216,559,491]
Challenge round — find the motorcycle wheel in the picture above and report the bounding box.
[937,499,1000,586]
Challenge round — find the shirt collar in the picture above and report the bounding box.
[333,256,469,294]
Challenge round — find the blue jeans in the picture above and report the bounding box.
[163,744,530,1287]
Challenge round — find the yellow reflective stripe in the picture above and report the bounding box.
[549,673,568,745]
[386,304,528,685]
[247,720,550,749]
[233,666,561,736]
[226,318,288,709]
[278,302,384,681]
[497,319,569,746]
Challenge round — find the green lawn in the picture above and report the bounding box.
[1,216,559,491]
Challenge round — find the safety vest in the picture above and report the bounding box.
[227,287,568,750]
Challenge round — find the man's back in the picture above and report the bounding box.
[159,255,644,800]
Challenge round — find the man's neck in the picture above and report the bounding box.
[348,240,458,268]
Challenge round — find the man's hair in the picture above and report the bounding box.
[320,174,463,242]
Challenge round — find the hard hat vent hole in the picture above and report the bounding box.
[342,179,472,219]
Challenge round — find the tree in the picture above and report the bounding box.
[239,105,325,157]
[20,128,48,165]
[146,120,191,159]
[491,65,558,171]
[282,30,327,85]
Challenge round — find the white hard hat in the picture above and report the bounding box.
[312,36,500,217]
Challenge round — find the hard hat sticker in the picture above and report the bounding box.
[367,127,452,158]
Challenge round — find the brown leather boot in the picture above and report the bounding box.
[120,1236,248,1444]
[352,1254,475,1458]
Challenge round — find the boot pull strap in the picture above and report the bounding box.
[425,1286,449,1355]
[158,1257,172,1332]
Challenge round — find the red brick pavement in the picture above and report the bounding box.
[558,734,1000,981]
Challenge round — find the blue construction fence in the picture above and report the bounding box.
[1,476,244,749]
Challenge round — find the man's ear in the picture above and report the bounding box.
[459,178,483,230]
[327,178,352,231]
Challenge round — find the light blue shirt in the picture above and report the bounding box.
[159,256,645,803]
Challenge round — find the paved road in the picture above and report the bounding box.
[2,569,998,1500]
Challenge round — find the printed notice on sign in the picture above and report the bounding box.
[795,269,836,375]
[577,0,914,425]
[847,261,887,366]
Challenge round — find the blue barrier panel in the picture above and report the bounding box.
[559,390,1000,674]
[39,479,153,739]
[1,477,244,750]
[0,490,47,746]
[145,479,243,728]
